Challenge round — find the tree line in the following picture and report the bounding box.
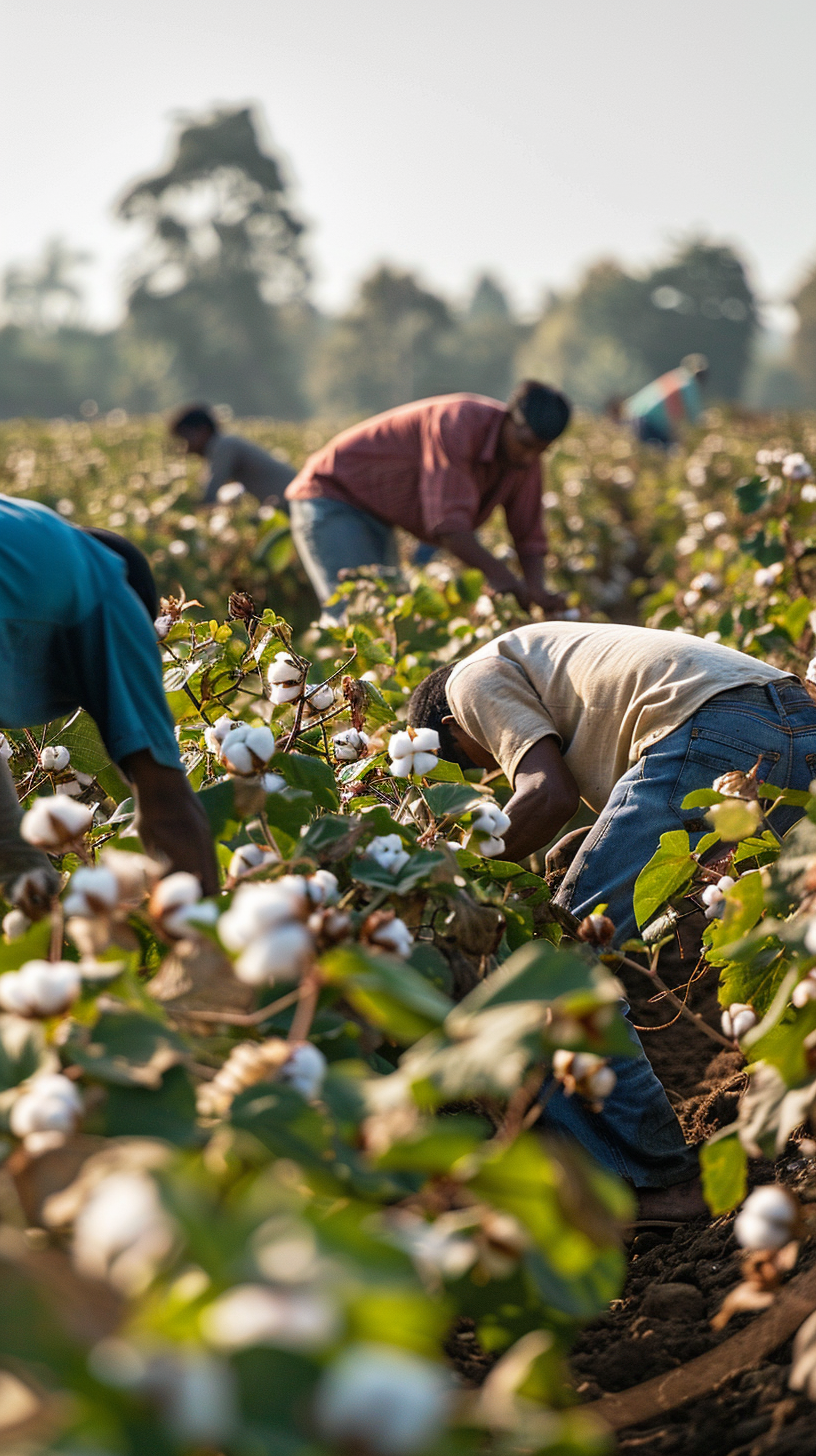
[2,105,815,421]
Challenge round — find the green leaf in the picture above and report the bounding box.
[700,1131,747,1215]
[197,778,238,838]
[376,1117,489,1173]
[423,759,467,783]
[65,1011,186,1087]
[299,814,360,859]
[269,751,339,810]
[706,870,766,955]
[633,830,696,928]
[322,944,453,1042]
[0,917,52,974]
[347,1287,449,1358]
[0,1015,48,1093]
[101,1064,198,1145]
[264,789,313,839]
[741,528,786,567]
[45,710,110,775]
[423,782,485,818]
[230,1081,330,1167]
[782,596,813,643]
[735,475,769,515]
[681,788,726,809]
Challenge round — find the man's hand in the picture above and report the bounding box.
[122,751,219,896]
[501,738,580,863]
[525,585,568,614]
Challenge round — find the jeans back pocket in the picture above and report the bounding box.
[669,726,782,829]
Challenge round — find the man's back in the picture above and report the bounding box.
[204,434,296,504]
[446,621,788,809]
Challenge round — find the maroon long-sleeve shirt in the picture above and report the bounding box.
[285,393,547,557]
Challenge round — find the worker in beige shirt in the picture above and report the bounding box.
[407,622,816,1219]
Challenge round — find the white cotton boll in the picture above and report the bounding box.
[734,1185,798,1251]
[703,510,727,532]
[3,908,30,941]
[691,572,720,592]
[228,843,279,879]
[314,1344,451,1456]
[803,918,816,955]
[307,870,339,906]
[73,1171,175,1294]
[279,1041,327,1099]
[63,866,120,918]
[589,1065,617,1100]
[683,590,701,608]
[389,756,414,778]
[150,872,202,935]
[469,834,505,858]
[243,726,276,763]
[20,795,94,848]
[388,731,414,761]
[721,1003,757,1039]
[100,850,163,904]
[204,716,234,753]
[234,922,313,985]
[333,728,369,762]
[269,681,303,705]
[220,739,255,776]
[717,875,736,893]
[370,917,414,958]
[0,734,12,761]
[783,452,813,480]
[41,745,70,773]
[793,974,816,1008]
[802,484,816,504]
[155,614,173,640]
[0,960,81,1017]
[305,684,335,712]
[410,728,440,755]
[410,752,439,777]
[202,1284,339,1353]
[10,1073,82,1139]
[754,563,784,589]
[267,653,303,686]
[366,835,410,875]
[218,882,303,952]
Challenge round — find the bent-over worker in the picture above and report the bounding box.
[0,497,218,905]
[170,404,296,509]
[285,381,571,617]
[407,620,816,1219]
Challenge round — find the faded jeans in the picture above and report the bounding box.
[542,678,816,1187]
[290,498,399,619]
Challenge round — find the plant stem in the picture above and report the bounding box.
[610,951,734,1050]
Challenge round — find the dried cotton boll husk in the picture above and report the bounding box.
[197,1037,291,1117]
[20,795,94,849]
[0,959,81,1017]
[333,728,369,762]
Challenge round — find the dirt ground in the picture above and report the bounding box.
[567,935,816,1456]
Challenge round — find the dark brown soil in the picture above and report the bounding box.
[568,931,816,1455]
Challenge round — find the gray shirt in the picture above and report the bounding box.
[203,434,296,505]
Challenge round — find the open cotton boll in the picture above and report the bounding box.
[307,870,339,906]
[10,1072,83,1141]
[267,652,303,686]
[793,972,816,1007]
[721,1003,757,1039]
[0,734,12,761]
[333,728,369,762]
[0,960,81,1017]
[234,922,314,985]
[734,1185,799,1251]
[218,881,304,952]
[410,752,439,777]
[20,795,94,849]
[100,850,163,904]
[41,745,70,773]
[3,908,31,941]
[204,716,234,754]
[365,835,410,875]
[389,756,415,778]
[370,917,414,958]
[782,452,813,480]
[388,730,414,761]
[63,866,120,918]
[202,1284,339,1353]
[228,843,280,879]
[314,1343,451,1456]
[278,1041,327,1099]
[468,833,505,858]
[73,1171,176,1294]
[304,683,335,713]
[269,681,302,705]
[471,804,511,837]
[149,873,202,936]
[410,728,440,755]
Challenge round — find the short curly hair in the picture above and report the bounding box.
[407,665,477,771]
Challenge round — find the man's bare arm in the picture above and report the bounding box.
[500,737,580,863]
[435,529,531,607]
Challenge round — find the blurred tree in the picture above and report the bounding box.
[310,266,457,414]
[521,241,758,409]
[2,239,91,333]
[118,106,313,417]
[791,263,816,405]
[442,274,526,400]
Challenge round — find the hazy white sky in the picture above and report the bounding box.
[3,0,815,325]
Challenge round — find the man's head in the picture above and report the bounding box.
[501,380,572,466]
[170,405,219,456]
[407,666,498,772]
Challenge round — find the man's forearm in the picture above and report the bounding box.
[501,785,574,863]
[519,553,545,591]
[435,530,524,596]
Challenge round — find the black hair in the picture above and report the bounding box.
[169,404,218,435]
[507,379,571,444]
[81,527,160,620]
[407,665,477,771]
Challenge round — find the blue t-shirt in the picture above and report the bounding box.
[0,496,180,770]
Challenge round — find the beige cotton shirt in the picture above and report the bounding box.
[445,622,791,812]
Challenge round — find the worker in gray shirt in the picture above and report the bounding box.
[170,405,295,510]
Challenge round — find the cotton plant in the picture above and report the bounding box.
[10,1072,84,1154]
[0,959,81,1017]
[267,652,305,705]
[333,727,369,762]
[388,727,440,778]
[465,802,511,858]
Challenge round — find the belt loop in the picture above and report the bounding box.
[766,681,788,719]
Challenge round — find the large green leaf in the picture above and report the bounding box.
[269,751,339,810]
[423,782,485,818]
[101,1064,198,1145]
[633,830,696,928]
[322,944,453,1042]
[700,1131,747,1215]
[65,1010,186,1087]
[197,778,239,838]
[706,869,766,957]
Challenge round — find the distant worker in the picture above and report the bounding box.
[622,354,708,447]
[0,497,218,908]
[285,383,571,617]
[170,405,296,509]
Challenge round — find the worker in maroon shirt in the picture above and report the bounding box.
[285,380,571,617]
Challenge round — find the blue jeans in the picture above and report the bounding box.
[290,498,399,619]
[543,678,816,1187]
